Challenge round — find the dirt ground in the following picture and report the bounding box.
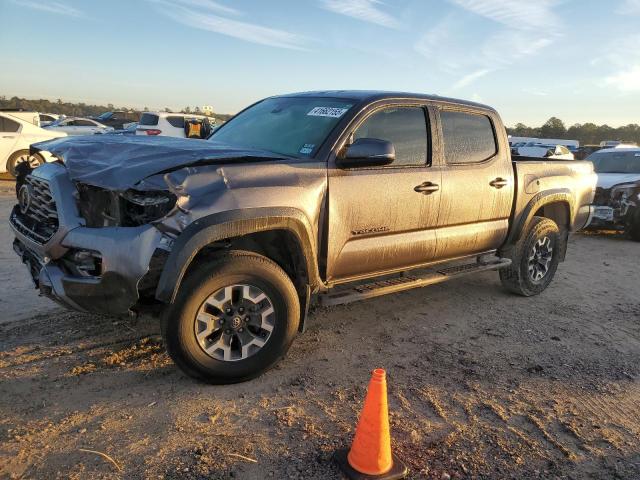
[0,182,639,480]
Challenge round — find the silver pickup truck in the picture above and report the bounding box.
[10,91,596,383]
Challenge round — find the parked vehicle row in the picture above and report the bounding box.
[10,90,597,383]
[513,143,575,160]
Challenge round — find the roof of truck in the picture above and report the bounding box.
[276,90,495,111]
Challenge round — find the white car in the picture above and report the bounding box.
[0,112,67,176]
[44,117,114,136]
[136,112,213,138]
[517,144,575,160]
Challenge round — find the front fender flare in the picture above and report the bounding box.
[155,207,321,303]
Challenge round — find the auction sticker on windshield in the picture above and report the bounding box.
[307,107,349,118]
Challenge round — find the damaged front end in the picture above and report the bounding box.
[591,182,640,229]
[10,161,176,315]
[11,135,285,316]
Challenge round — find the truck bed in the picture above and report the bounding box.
[511,158,596,235]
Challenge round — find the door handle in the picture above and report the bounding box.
[489,178,509,189]
[414,182,440,194]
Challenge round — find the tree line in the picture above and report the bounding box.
[0,96,233,121]
[507,117,640,146]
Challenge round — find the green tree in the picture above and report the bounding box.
[539,117,566,138]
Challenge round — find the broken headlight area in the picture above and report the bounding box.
[76,183,177,227]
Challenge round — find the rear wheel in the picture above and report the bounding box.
[499,216,561,296]
[161,251,300,383]
[7,150,44,177]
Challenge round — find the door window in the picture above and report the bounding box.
[440,110,497,164]
[353,106,429,167]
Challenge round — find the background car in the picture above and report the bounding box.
[588,147,640,239]
[44,117,114,136]
[0,112,67,176]
[136,111,214,138]
[93,111,141,130]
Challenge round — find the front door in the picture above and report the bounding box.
[326,104,442,282]
[434,108,514,260]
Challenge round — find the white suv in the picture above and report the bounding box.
[0,113,67,176]
[136,112,214,138]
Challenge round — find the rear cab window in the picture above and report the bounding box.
[139,113,159,126]
[440,110,497,164]
[353,106,429,167]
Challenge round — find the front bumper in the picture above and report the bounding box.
[10,163,167,315]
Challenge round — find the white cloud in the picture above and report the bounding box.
[616,0,640,14]
[447,0,560,29]
[452,69,493,89]
[10,0,83,17]
[170,0,240,16]
[415,0,561,90]
[320,0,400,28]
[605,65,640,92]
[152,1,308,50]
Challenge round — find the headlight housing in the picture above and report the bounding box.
[76,183,177,227]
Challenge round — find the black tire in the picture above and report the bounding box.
[499,216,561,296]
[7,150,44,177]
[161,250,300,383]
[627,209,640,242]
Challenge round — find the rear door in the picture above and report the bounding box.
[434,108,514,259]
[0,115,21,169]
[326,103,442,282]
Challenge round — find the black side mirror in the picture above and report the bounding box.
[337,138,395,168]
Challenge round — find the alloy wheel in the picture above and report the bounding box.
[194,284,275,361]
[527,236,553,283]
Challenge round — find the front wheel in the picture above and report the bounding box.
[627,208,640,242]
[161,251,300,383]
[499,216,561,296]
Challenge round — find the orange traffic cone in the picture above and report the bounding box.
[335,368,408,479]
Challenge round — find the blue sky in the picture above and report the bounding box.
[1,0,639,126]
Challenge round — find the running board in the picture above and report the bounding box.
[319,257,511,306]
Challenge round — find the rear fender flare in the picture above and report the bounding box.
[505,189,574,246]
[155,207,321,304]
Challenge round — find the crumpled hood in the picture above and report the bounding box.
[31,135,287,190]
[596,173,640,189]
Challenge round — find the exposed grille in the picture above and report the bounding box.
[11,176,59,243]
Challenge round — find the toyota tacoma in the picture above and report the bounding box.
[10,91,597,383]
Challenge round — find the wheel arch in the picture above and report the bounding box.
[155,207,321,329]
[503,189,574,259]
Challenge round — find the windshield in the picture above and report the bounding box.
[210,97,355,157]
[588,150,640,173]
[97,112,113,120]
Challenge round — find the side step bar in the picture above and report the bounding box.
[318,257,511,307]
